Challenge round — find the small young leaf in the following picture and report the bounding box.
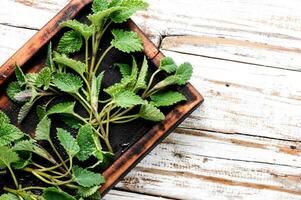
[53,54,86,76]
[0,110,10,125]
[14,90,34,102]
[115,63,131,77]
[111,29,143,53]
[139,103,165,121]
[36,67,51,90]
[134,56,148,91]
[35,116,51,141]
[76,125,96,161]
[0,124,24,147]
[91,72,104,112]
[60,20,94,40]
[159,57,177,73]
[47,102,75,115]
[57,128,80,157]
[77,186,100,198]
[150,91,186,107]
[18,100,36,124]
[0,146,20,168]
[52,73,83,93]
[25,73,38,84]
[110,0,149,23]
[73,165,105,187]
[43,187,76,200]
[88,7,122,27]
[6,81,22,102]
[57,30,83,54]
[92,0,109,13]
[15,66,26,86]
[174,62,193,85]
[113,90,145,108]
[46,42,55,71]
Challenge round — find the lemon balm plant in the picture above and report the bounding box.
[0,0,193,199]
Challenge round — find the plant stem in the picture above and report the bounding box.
[111,116,139,123]
[7,166,18,188]
[0,170,6,174]
[19,186,45,191]
[85,38,89,70]
[142,69,161,98]
[53,158,73,179]
[48,138,69,171]
[94,45,113,74]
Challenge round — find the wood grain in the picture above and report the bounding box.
[1,0,301,199]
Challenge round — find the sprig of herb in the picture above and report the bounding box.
[1,0,194,199]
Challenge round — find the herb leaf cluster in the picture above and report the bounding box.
[0,0,193,199]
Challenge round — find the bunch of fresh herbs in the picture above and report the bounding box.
[0,0,193,199]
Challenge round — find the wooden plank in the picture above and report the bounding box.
[155,50,301,141]
[0,24,36,65]
[105,190,171,200]
[115,128,301,200]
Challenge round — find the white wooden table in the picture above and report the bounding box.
[1,0,301,199]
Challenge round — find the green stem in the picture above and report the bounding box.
[7,166,18,188]
[48,138,69,171]
[85,38,89,71]
[94,45,113,74]
[36,158,69,172]
[111,114,140,122]
[71,93,91,113]
[18,186,45,191]
[0,170,6,174]
[142,69,161,98]
[3,187,38,200]
[53,158,72,179]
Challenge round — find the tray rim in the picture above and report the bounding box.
[0,0,204,196]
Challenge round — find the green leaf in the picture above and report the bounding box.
[113,90,145,108]
[35,116,51,141]
[77,186,100,198]
[57,30,83,54]
[115,63,131,77]
[174,62,193,85]
[110,0,148,23]
[52,72,83,93]
[43,187,76,200]
[36,67,51,90]
[36,105,47,122]
[139,103,165,121]
[60,20,94,40]
[91,72,104,112]
[150,91,186,107]
[13,140,55,164]
[0,124,24,147]
[57,128,80,157]
[76,125,96,161]
[6,81,22,102]
[73,165,105,187]
[92,0,109,13]
[53,54,86,76]
[12,151,32,169]
[0,193,19,200]
[0,146,19,169]
[46,42,55,71]
[47,102,75,115]
[18,100,36,124]
[159,57,177,73]
[88,7,122,27]
[0,110,10,125]
[111,29,143,53]
[104,76,132,96]
[61,115,82,129]
[14,89,34,102]
[25,73,38,84]
[15,66,26,86]
[134,56,148,91]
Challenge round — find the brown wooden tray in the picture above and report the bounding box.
[0,0,203,197]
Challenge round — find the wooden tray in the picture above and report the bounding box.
[0,0,203,196]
